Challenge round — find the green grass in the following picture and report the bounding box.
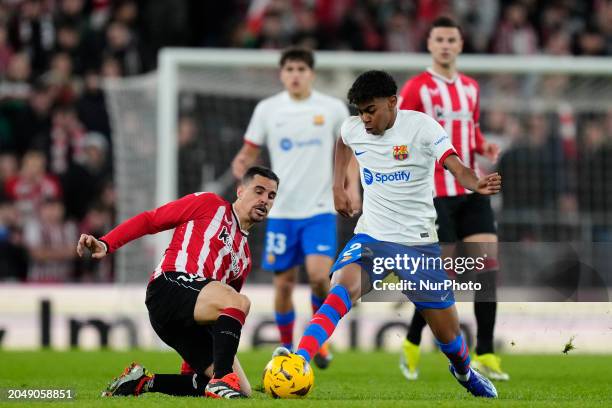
[0,350,611,407]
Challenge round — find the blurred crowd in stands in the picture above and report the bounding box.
[0,0,611,283]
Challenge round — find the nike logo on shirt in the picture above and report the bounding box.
[355,150,367,156]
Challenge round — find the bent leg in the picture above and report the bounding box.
[295,263,366,362]
[420,306,470,376]
[193,281,250,379]
[305,254,333,312]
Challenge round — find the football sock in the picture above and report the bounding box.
[275,310,295,350]
[212,307,245,378]
[475,269,498,355]
[406,311,427,345]
[296,285,351,362]
[311,293,324,315]
[437,334,471,376]
[145,373,209,396]
[180,360,195,375]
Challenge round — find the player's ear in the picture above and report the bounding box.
[426,34,434,53]
[388,95,397,110]
[236,183,245,200]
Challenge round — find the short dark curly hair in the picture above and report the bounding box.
[347,70,397,106]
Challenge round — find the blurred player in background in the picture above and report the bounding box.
[77,166,279,399]
[232,47,359,369]
[280,70,500,398]
[398,16,508,381]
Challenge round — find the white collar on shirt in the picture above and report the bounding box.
[427,68,458,84]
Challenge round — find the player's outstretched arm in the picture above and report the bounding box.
[231,143,261,179]
[333,137,357,217]
[443,155,501,195]
[76,234,107,259]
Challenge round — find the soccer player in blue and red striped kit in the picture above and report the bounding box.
[276,71,500,398]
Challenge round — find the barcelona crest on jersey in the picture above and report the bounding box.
[313,114,325,125]
[393,145,409,160]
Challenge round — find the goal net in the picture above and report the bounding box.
[104,49,612,284]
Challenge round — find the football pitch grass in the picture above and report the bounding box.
[1,349,611,407]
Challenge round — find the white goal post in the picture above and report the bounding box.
[156,48,612,212]
[104,48,612,283]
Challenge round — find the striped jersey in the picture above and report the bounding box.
[100,192,251,292]
[398,68,485,197]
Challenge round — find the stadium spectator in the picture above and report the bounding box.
[77,202,113,281]
[384,10,418,52]
[453,0,499,53]
[49,104,86,175]
[10,82,53,156]
[4,150,62,220]
[338,5,383,51]
[7,0,55,75]
[76,70,111,138]
[0,23,13,73]
[577,118,612,241]
[177,116,204,198]
[61,131,110,220]
[0,52,31,101]
[23,196,78,282]
[573,26,607,56]
[0,195,28,281]
[0,153,18,185]
[492,2,538,54]
[104,21,142,75]
[497,113,568,240]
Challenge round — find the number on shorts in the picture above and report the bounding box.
[342,242,362,258]
[266,232,287,255]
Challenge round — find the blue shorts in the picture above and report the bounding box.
[262,213,337,272]
[331,234,455,310]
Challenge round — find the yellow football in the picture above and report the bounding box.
[262,354,314,399]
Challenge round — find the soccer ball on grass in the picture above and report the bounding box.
[262,354,314,399]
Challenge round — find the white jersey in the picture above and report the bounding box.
[245,90,349,219]
[341,110,457,243]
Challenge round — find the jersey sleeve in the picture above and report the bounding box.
[339,116,358,146]
[472,85,486,154]
[334,101,350,138]
[420,115,457,166]
[244,102,267,147]
[100,193,223,253]
[398,77,423,111]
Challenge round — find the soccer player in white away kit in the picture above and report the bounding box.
[232,47,358,369]
[281,71,501,398]
[398,16,507,382]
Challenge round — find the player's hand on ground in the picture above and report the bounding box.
[334,187,357,218]
[76,234,107,259]
[482,142,500,163]
[476,173,501,195]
